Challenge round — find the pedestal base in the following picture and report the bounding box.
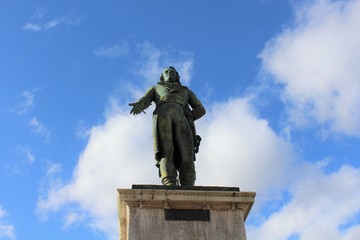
[117,185,255,240]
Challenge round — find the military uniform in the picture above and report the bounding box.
[135,82,206,185]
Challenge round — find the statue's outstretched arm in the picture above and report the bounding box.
[129,86,155,115]
[129,102,146,115]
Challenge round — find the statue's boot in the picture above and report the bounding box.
[159,156,177,186]
[179,178,194,186]
[161,176,177,186]
[179,173,195,186]
[178,158,196,186]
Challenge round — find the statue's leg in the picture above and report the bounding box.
[159,150,177,186]
[157,106,177,186]
[174,115,196,186]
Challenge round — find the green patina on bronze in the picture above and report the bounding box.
[129,66,206,186]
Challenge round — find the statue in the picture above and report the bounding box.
[129,66,206,186]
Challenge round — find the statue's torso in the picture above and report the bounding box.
[153,83,189,107]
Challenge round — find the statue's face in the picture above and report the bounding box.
[162,67,177,83]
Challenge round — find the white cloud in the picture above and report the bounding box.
[260,0,360,137]
[0,207,6,219]
[37,111,156,239]
[94,42,129,58]
[29,117,52,141]
[15,145,35,164]
[63,211,85,229]
[6,145,36,175]
[342,225,360,240]
[75,120,90,140]
[44,18,66,30]
[248,164,360,240]
[34,7,46,19]
[11,89,39,115]
[23,10,82,32]
[28,7,46,20]
[134,42,164,85]
[173,58,193,86]
[196,97,296,196]
[23,23,42,31]
[0,205,16,240]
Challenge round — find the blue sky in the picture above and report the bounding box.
[1,0,360,239]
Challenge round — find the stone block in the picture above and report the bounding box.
[118,185,255,240]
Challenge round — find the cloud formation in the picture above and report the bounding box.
[23,8,82,32]
[196,97,296,196]
[15,145,35,164]
[29,117,52,141]
[37,111,155,239]
[260,0,360,137]
[248,0,360,238]
[0,205,15,240]
[248,163,360,240]
[10,89,38,115]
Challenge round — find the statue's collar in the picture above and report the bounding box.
[158,82,180,86]
[158,82,188,90]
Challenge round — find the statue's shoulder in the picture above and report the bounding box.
[153,83,162,91]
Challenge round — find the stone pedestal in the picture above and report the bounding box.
[117,185,255,240]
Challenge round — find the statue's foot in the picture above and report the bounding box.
[179,177,195,186]
[161,177,177,186]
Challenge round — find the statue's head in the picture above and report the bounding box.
[159,66,181,84]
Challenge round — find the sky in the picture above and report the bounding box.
[1,0,360,239]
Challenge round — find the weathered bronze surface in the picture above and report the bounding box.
[129,66,206,186]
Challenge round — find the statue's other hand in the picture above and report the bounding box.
[129,102,143,115]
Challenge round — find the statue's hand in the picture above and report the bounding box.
[129,102,144,115]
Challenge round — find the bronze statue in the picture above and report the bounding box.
[129,66,206,186]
